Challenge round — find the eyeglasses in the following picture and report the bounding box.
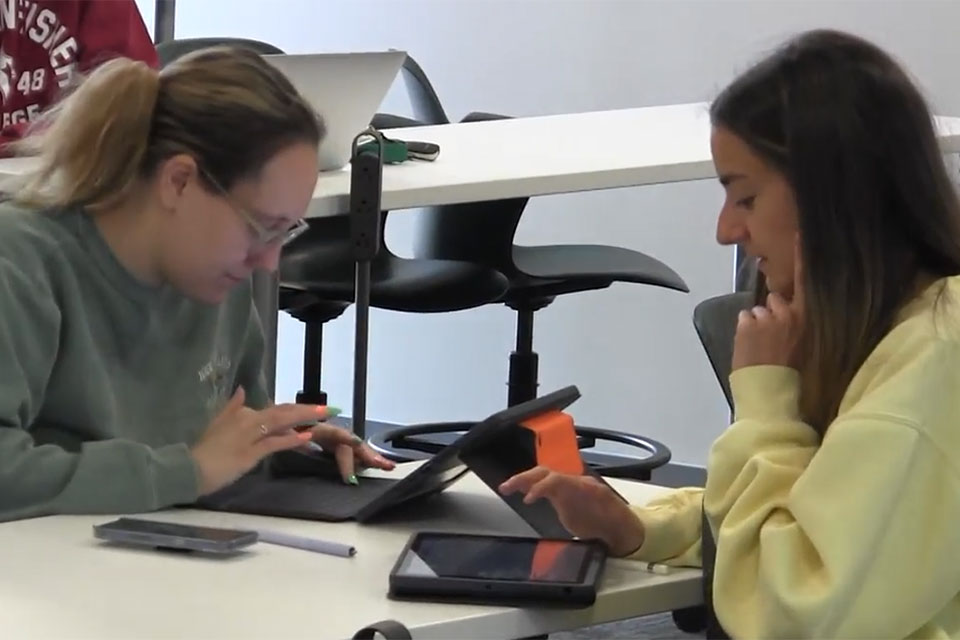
[199,168,308,248]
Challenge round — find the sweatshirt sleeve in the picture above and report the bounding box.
[627,487,704,566]
[0,258,198,522]
[705,360,960,639]
[78,0,159,70]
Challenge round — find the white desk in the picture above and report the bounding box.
[328,103,960,217]
[0,469,701,640]
[3,102,960,218]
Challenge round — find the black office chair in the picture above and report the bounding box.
[692,291,753,411]
[668,290,753,634]
[156,39,510,407]
[365,55,688,480]
[280,215,510,406]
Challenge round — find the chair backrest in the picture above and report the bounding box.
[411,198,529,276]
[692,291,754,411]
[399,54,449,125]
[155,37,284,67]
[690,291,752,639]
[396,56,529,275]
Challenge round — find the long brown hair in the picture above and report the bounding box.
[712,29,960,430]
[10,46,323,210]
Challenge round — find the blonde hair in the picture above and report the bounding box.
[10,46,323,211]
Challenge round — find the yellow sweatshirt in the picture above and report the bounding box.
[631,276,960,639]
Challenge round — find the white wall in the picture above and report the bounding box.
[172,0,960,465]
[134,0,154,39]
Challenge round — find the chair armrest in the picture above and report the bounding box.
[461,111,513,123]
[371,112,426,130]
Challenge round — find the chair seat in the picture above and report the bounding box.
[281,253,508,313]
[508,244,689,296]
[278,289,351,323]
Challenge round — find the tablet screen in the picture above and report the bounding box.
[395,533,595,583]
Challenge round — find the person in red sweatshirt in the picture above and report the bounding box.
[0,0,157,150]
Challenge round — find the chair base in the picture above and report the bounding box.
[672,606,708,633]
[366,419,671,481]
[367,420,472,462]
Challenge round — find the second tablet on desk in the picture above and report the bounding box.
[388,531,607,608]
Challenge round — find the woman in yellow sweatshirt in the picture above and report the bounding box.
[501,28,960,639]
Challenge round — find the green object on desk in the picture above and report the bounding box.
[357,138,408,164]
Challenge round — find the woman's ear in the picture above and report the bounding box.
[155,154,198,211]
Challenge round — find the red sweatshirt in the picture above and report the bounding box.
[0,0,157,148]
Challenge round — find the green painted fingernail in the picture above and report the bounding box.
[346,474,359,486]
[326,406,342,417]
[352,435,363,444]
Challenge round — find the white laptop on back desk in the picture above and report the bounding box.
[262,50,406,172]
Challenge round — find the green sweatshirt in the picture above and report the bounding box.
[0,203,268,522]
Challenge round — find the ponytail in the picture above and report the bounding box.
[7,46,321,212]
[10,58,158,211]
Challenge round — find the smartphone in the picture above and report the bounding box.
[93,518,258,554]
[405,140,440,161]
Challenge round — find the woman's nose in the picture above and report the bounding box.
[716,206,747,246]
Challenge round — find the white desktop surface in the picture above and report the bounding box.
[0,467,701,640]
[308,104,960,216]
[1,103,959,218]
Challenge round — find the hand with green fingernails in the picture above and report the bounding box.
[301,405,396,485]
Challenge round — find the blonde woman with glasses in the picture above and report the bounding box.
[0,46,394,523]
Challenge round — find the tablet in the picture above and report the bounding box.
[197,386,582,524]
[388,531,607,607]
